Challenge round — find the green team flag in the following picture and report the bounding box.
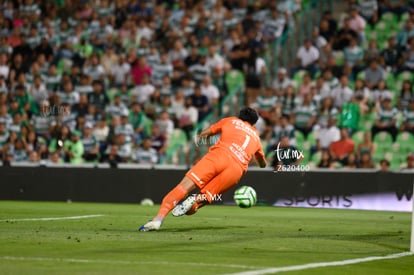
[339,102,360,130]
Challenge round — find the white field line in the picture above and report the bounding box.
[222,251,414,275]
[0,214,104,222]
[0,256,265,270]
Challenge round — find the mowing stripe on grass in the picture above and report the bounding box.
[222,252,414,275]
[0,214,104,222]
[0,256,264,270]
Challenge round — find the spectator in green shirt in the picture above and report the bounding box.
[63,130,84,164]
[14,84,38,116]
[129,102,148,143]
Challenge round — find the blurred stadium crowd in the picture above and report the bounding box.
[261,0,414,171]
[0,0,413,170]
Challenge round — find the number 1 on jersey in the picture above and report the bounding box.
[241,134,251,150]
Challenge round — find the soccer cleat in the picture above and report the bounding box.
[172,195,196,217]
[138,219,162,232]
[185,204,198,215]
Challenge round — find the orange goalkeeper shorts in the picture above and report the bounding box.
[186,149,244,203]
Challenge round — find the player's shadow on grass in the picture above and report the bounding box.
[161,225,247,232]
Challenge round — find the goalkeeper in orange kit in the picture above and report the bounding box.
[139,107,267,231]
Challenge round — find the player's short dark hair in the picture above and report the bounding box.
[238,107,258,125]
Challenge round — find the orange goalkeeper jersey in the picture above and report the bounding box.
[208,117,265,171]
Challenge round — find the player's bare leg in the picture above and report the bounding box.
[139,176,196,231]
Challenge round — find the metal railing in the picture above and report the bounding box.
[278,0,335,73]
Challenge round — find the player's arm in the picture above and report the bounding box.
[194,126,217,147]
[198,117,230,141]
[199,127,213,139]
[256,156,267,168]
[255,149,267,168]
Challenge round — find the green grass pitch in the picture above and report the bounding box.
[0,201,413,275]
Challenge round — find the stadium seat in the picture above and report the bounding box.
[293,70,307,85]
[364,24,372,40]
[390,157,402,170]
[397,71,414,82]
[352,131,364,145]
[310,151,322,164]
[391,142,400,154]
[167,129,188,154]
[373,131,393,143]
[306,131,317,146]
[145,119,154,138]
[396,132,414,155]
[395,80,404,91]
[374,21,392,39]
[385,73,397,93]
[401,12,410,22]
[335,51,344,66]
[302,142,312,164]
[356,71,365,81]
[373,131,393,151]
[365,30,377,43]
[380,151,402,170]
[380,12,398,28]
[295,130,305,145]
[358,113,375,132]
[372,144,395,163]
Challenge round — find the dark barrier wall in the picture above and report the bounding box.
[1,167,413,206]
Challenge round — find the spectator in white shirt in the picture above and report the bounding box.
[155,111,174,140]
[171,90,185,115]
[93,118,109,145]
[206,44,225,72]
[132,138,158,164]
[168,39,188,69]
[272,67,292,94]
[315,76,331,99]
[100,46,118,76]
[292,39,320,78]
[315,116,340,150]
[176,96,198,141]
[200,75,220,106]
[311,27,327,50]
[331,75,353,108]
[29,75,48,105]
[110,54,131,87]
[83,54,105,82]
[0,53,9,79]
[131,75,155,104]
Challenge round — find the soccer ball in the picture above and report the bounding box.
[140,198,154,206]
[233,186,257,208]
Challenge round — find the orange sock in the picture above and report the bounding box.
[156,184,188,220]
